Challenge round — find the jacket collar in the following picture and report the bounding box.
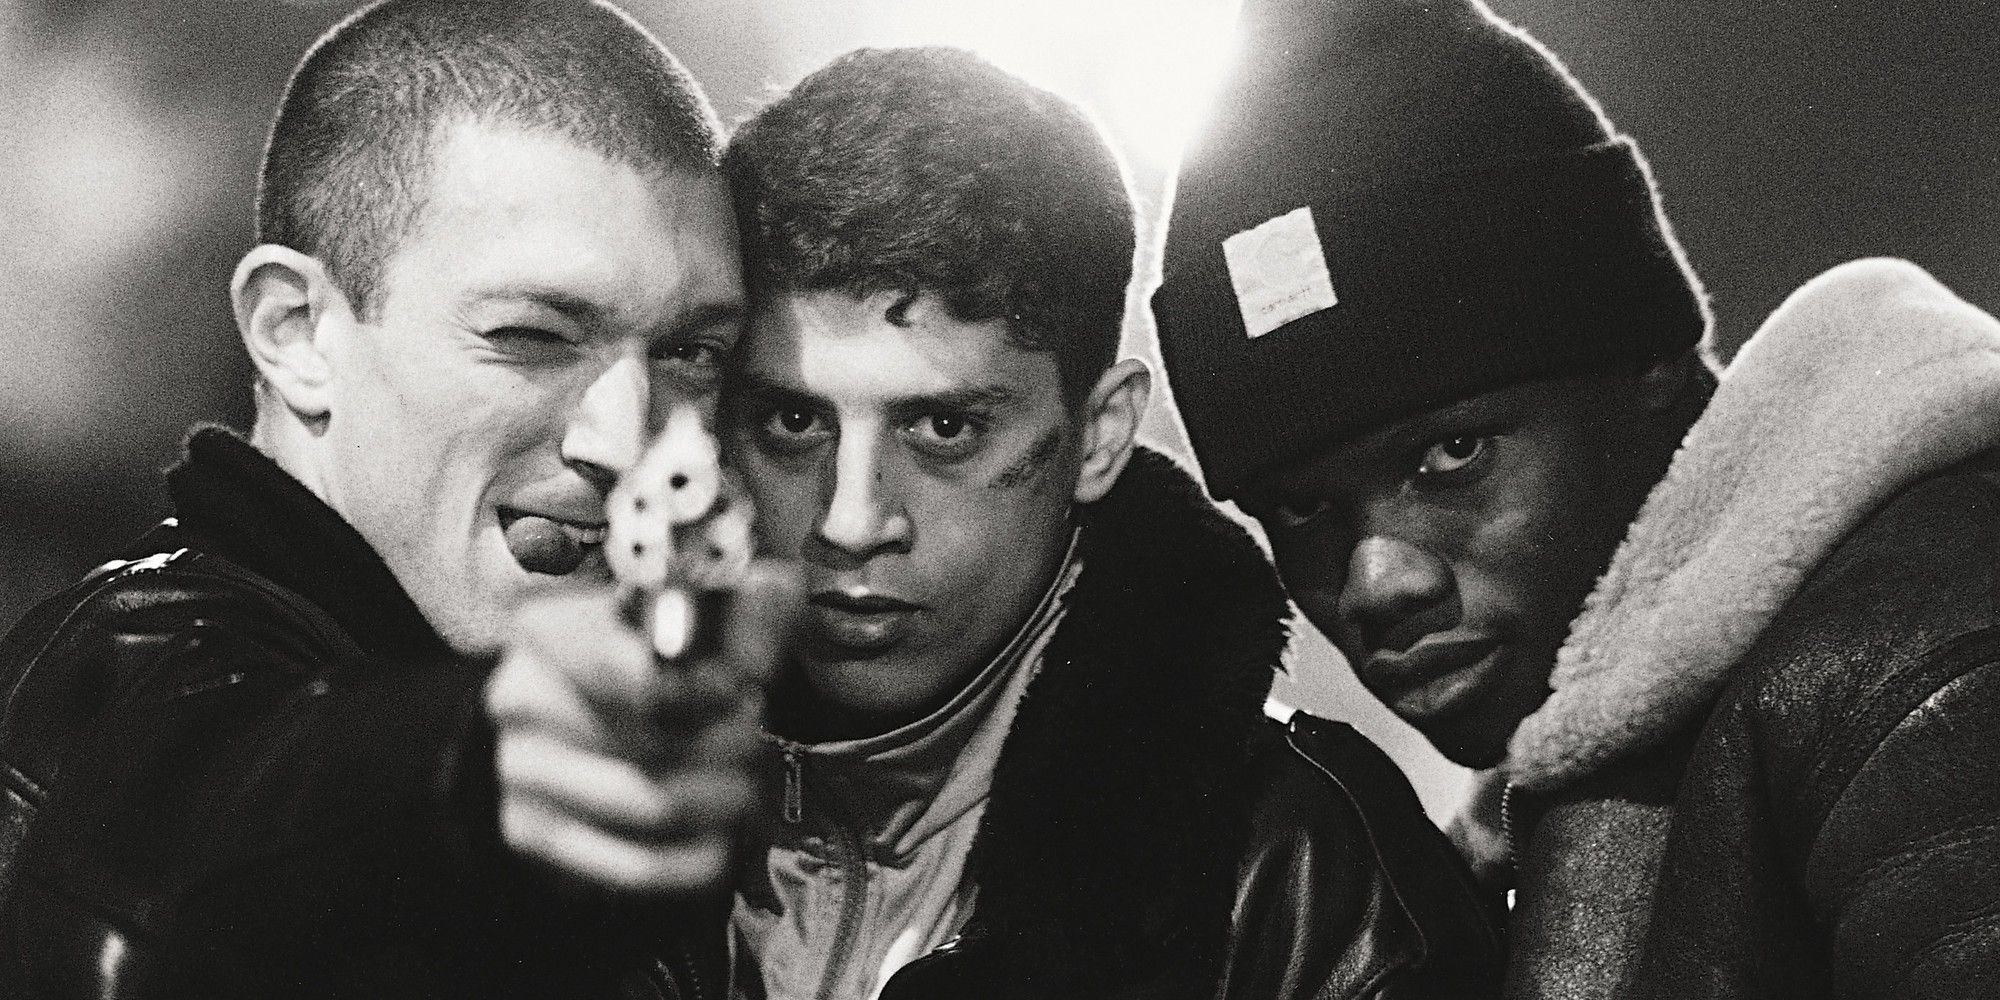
[1508,259,2000,792]
[958,446,1292,990]
[759,536,1082,866]
[164,426,452,665]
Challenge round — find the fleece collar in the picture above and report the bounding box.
[957,446,1291,992]
[1506,258,2000,792]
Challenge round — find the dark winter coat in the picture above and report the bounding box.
[0,429,1502,999]
[1489,260,2000,998]
[1629,451,2000,998]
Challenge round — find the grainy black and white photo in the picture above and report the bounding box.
[0,1,1994,997]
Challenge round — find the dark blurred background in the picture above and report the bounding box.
[2,0,1994,815]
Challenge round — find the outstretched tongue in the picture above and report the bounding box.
[506,516,584,576]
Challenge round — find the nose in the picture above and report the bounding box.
[561,354,648,491]
[809,431,912,568]
[1339,535,1456,654]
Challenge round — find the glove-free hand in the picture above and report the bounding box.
[487,561,798,895]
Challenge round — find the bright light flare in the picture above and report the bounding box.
[810,0,1246,177]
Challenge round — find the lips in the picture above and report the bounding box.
[806,590,922,656]
[1361,635,1505,724]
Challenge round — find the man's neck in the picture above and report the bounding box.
[247,406,332,507]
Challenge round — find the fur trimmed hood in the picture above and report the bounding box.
[1507,257,2000,792]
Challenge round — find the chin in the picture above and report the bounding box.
[808,662,911,707]
[806,653,967,722]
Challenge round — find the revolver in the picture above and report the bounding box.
[603,404,756,664]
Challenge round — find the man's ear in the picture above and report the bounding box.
[231,245,348,422]
[1072,357,1153,505]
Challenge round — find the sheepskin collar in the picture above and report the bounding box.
[953,445,1291,993]
[1507,258,2000,792]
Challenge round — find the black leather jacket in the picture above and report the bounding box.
[0,431,1501,999]
[1625,459,2000,998]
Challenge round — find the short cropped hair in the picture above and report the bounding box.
[258,0,721,315]
[724,47,1136,407]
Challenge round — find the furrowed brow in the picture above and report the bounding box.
[462,286,607,328]
[898,384,1019,413]
[731,373,823,406]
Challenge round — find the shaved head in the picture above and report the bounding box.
[257,0,721,316]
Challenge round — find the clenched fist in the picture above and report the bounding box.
[485,562,798,895]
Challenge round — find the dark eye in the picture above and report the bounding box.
[1416,435,1493,481]
[905,411,984,457]
[753,404,832,457]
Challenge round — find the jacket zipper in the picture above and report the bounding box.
[813,818,869,1000]
[1500,781,1524,911]
[768,738,871,1000]
[777,739,807,825]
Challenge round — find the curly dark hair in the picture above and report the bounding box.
[724,47,1136,407]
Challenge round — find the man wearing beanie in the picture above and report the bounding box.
[1156,0,2000,997]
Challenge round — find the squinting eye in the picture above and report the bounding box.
[488,326,576,357]
[1417,435,1492,478]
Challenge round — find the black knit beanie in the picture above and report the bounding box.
[1154,0,1710,499]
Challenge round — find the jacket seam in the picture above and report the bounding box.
[1796,629,2000,842]
[1281,722,1428,999]
[1888,896,2000,988]
[1842,809,2000,889]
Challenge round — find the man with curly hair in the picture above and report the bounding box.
[704,46,1503,999]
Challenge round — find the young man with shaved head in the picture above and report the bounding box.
[0,2,794,996]
[689,45,1503,998]
[1156,0,2000,995]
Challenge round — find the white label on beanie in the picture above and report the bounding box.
[1223,206,1337,339]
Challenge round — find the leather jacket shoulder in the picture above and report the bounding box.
[1631,459,2000,998]
[1221,712,1504,1000]
[0,519,650,999]
[0,522,352,905]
